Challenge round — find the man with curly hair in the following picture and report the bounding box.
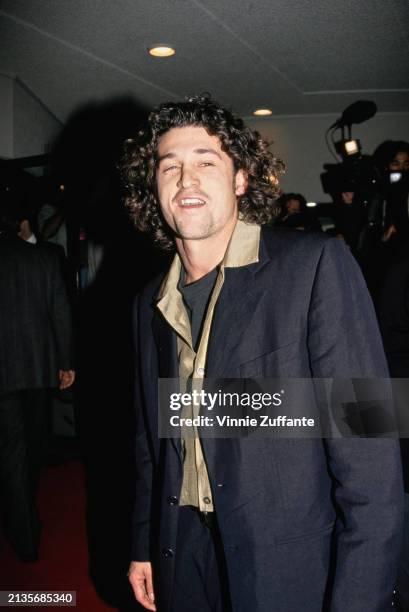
[121,95,403,611]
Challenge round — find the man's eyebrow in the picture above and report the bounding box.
[157,152,177,163]
[157,148,222,163]
[194,148,221,158]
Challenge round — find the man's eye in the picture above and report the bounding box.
[200,162,215,167]
[163,165,179,173]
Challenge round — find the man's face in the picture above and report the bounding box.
[341,191,354,205]
[156,126,246,243]
[389,151,409,172]
[285,199,301,215]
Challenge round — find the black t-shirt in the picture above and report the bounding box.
[178,266,218,351]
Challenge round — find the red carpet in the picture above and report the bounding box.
[0,461,115,611]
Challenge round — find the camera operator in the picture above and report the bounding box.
[322,140,409,300]
[374,140,409,250]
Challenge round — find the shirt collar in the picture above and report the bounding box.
[223,217,260,268]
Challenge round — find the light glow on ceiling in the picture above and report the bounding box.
[253,108,272,116]
[148,46,175,57]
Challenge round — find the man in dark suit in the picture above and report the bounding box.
[121,95,403,611]
[0,208,74,561]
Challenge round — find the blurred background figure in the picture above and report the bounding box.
[373,140,409,249]
[38,201,67,255]
[275,192,322,231]
[276,192,307,223]
[357,140,409,301]
[0,206,74,562]
[332,185,368,254]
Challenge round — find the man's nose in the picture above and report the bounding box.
[177,165,199,189]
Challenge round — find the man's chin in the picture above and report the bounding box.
[174,223,213,241]
[175,231,211,241]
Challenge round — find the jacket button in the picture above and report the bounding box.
[217,483,224,488]
[167,495,178,506]
[162,548,174,558]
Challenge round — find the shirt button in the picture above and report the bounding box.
[196,367,205,376]
[162,548,174,558]
[203,496,212,505]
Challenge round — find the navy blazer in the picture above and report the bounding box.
[132,227,403,612]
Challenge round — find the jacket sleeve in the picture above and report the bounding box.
[131,295,154,561]
[307,238,404,611]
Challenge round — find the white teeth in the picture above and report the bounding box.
[180,198,205,206]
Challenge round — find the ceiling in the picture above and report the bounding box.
[1,0,408,123]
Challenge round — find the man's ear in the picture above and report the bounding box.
[235,169,248,197]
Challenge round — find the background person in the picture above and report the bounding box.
[0,207,74,562]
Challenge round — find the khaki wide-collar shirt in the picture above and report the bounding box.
[156,219,260,511]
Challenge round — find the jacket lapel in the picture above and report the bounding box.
[152,310,179,378]
[152,310,182,460]
[206,233,272,377]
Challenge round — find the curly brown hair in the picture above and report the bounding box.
[119,94,284,249]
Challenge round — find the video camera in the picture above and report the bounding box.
[320,101,380,204]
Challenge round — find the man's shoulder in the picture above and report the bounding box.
[261,226,341,262]
[1,234,46,260]
[0,236,60,286]
[262,225,330,248]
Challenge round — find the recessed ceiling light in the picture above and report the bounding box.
[253,108,272,116]
[148,45,175,57]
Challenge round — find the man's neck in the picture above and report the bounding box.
[175,222,237,283]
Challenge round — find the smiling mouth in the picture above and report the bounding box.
[178,197,206,208]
